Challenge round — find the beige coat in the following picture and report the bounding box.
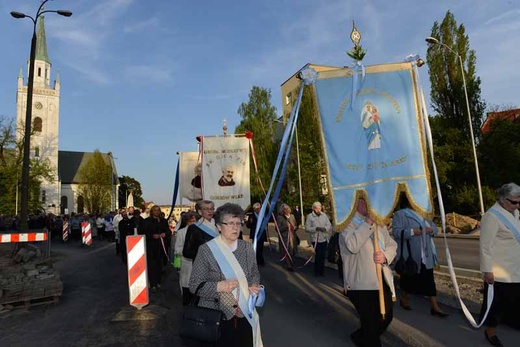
[480,202,520,283]
[339,212,397,297]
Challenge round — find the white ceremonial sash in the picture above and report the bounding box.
[207,236,263,347]
[489,206,520,244]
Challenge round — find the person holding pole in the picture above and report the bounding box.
[339,197,397,347]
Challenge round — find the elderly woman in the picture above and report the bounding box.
[392,194,447,317]
[277,203,298,272]
[189,203,263,347]
[174,211,199,305]
[480,183,520,347]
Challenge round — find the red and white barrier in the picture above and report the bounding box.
[0,232,48,243]
[126,235,149,310]
[63,221,69,242]
[81,221,92,246]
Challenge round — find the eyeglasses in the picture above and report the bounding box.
[506,198,520,205]
[221,221,244,228]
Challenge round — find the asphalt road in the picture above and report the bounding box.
[433,237,480,271]
[1,237,517,346]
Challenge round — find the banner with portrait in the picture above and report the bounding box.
[201,136,250,209]
[179,151,203,202]
[314,62,433,228]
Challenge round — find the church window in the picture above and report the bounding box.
[38,67,41,77]
[33,117,43,132]
[35,146,40,157]
[285,92,292,105]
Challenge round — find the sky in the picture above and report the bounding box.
[0,0,518,205]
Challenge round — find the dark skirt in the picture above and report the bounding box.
[217,317,252,347]
[399,263,437,296]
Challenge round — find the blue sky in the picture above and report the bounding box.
[1,0,518,205]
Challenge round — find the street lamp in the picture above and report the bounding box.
[11,0,72,231]
[425,36,485,216]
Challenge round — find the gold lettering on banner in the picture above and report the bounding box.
[344,163,364,171]
[367,156,407,170]
[203,150,219,154]
[209,194,244,200]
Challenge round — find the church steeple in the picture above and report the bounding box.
[35,15,51,64]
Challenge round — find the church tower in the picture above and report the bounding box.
[16,16,61,212]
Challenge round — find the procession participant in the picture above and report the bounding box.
[189,203,263,347]
[141,205,170,292]
[246,203,267,266]
[174,211,199,305]
[113,208,125,255]
[277,204,298,271]
[118,210,131,264]
[392,195,447,316]
[104,212,115,242]
[305,202,332,277]
[480,183,520,347]
[96,214,105,240]
[183,200,218,260]
[340,197,397,347]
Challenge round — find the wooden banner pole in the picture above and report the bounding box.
[373,224,386,319]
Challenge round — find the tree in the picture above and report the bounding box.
[427,10,486,141]
[282,85,328,214]
[77,150,112,214]
[426,11,487,215]
[0,116,53,215]
[235,86,278,203]
[118,175,144,209]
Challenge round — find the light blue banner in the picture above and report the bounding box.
[314,63,432,226]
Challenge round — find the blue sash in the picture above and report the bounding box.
[489,207,520,244]
[402,208,438,264]
[207,237,263,347]
[196,220,218,238]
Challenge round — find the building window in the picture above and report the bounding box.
[38,67,41,77]
[35,146,40,157]
[33,117,43,132]
[285,92,292,105]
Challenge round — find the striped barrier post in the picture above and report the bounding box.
[0,232,48,243]
[83,222,92,246]
[81,222,86,245]
[126,234,149,310]
[63,221,69,242]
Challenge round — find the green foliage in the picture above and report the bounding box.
[77,150,112,214]
[235,86,278,203]
[118,175,145,208]
[0,116,53,215]
[281,86,329,215]
[346,45,367,62]
[480,117,520,187]
[427,11,486,141]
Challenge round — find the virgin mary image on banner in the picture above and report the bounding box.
[361,101,382,150]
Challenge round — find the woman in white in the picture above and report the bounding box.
[174,211,198,305]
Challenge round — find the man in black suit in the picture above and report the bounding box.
[246,202,267,266]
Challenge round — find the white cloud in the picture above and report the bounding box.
[124,17,160,33]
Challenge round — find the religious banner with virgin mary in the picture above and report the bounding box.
[313,62,433,228]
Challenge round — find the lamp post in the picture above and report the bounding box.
[425,36,485,216]
[11,0,72,231]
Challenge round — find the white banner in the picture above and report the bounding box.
[201,136,250,209]
[179,152,203,202]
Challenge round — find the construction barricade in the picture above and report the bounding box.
[0,231,51,258]
[81,221,92,246]
[62,221,69,242]
[126,233,149,310]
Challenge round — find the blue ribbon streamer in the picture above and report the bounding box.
[350,61,366,110]
[166,159,180,221]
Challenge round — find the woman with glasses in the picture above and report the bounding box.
[189,203,263,347]
[480,182,520,347]
[183,200,218,261]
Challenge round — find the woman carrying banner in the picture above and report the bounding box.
[392,194,448,317]
[277,204,298,271]
[189,203,263,347]
[479,183,520,347]
[340,197,397,347]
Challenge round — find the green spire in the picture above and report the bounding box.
[35,16,51,64]
[18,65,23,78]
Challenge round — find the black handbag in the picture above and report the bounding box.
[327,233,341,263]
[394,230,419,276]
[179,282,223,343]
